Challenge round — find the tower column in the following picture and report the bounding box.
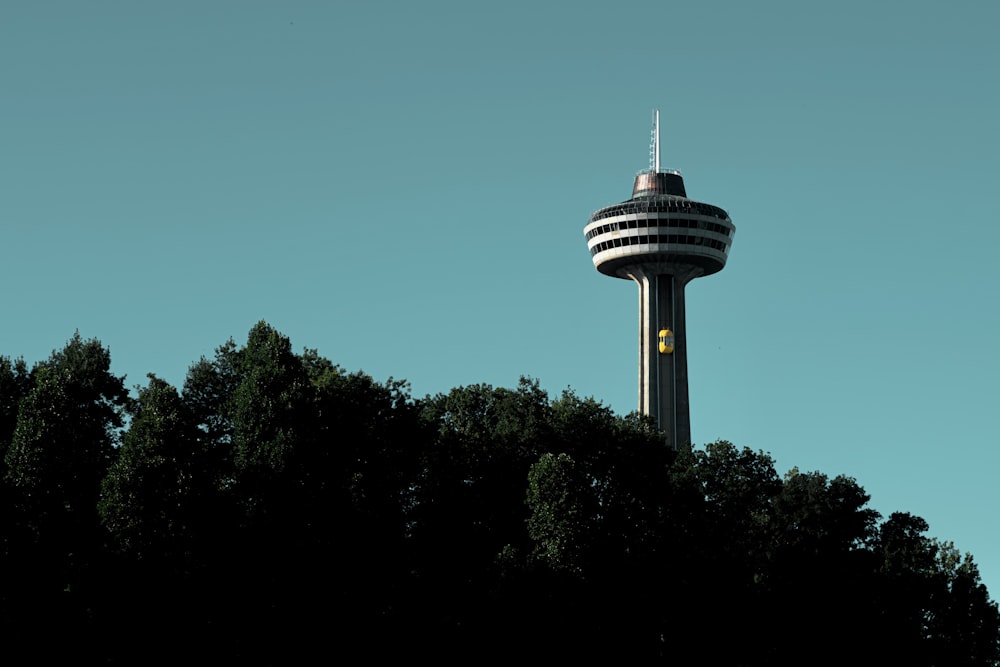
[631,267,691,449]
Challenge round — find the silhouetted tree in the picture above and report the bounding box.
[0,356,30,460]
[0,325,996,664]
[5,333,128,558]
[526,451,594,575]
[2,333,128,658]
[100,375,207,565]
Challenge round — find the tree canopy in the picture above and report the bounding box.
[0,323,996,665]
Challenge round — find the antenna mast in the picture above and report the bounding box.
[648,109,662,173]
[654,109,660,173]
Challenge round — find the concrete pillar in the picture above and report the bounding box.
[632,268,691,449]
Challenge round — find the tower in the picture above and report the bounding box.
[584,111,734,448]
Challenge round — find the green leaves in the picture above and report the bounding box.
[5,334,127,517]
[0,356,30,458]
[231,321,309,476]
[772,469,880,555]
[99,375,206,563]
[526,452,593,575]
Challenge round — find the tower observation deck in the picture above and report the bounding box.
[584,111,734,448]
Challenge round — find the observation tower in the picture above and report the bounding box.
[584,111,734,448]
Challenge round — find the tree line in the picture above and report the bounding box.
[0,322,997,664]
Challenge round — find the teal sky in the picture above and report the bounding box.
[4,1,1000,595]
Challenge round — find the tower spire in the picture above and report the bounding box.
[654,108,660,173]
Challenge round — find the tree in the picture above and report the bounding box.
[5,334,128,544]
[1,326,998,663]
[681,441,781,585]
[924,541,1000,666]
[1,333,128,658]
[96,375,217,662]
[231,322,309,483]
[760,470,882,664]
[411,378,554,586]
[548,390,669,564]
[771,469,880,557]
[182,338,241,454]
[526,452,593,575]
[100,375,207,565]
[0,356,30,460]
[872,513,1000,666]
[0,356,32,629]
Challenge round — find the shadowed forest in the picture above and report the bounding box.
[1,322,997,664]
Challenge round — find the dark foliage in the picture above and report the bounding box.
[0,324,996,665]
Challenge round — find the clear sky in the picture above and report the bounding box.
[3,0,999,595]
